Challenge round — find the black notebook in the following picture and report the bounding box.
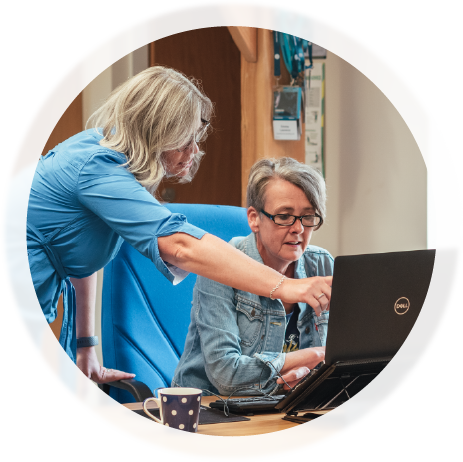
[132,406,250,425]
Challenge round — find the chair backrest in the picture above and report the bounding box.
[102,204,250,403]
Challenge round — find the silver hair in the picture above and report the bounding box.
[87,66,213,195]
[246,157,327,229]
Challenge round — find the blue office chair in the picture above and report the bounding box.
[101,204,251,404]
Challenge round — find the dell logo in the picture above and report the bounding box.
[394,297,410,315]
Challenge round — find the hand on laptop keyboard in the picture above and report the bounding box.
[277,347,325,389]
[277,366,310,390]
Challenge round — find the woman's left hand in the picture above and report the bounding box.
[277,276,332,316]
[76,346,136,384]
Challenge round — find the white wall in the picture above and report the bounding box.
[310,52,427,257]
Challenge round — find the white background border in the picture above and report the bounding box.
[1,1,462,460]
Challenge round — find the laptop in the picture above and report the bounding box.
[209,249,436,416]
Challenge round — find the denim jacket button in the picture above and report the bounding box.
[305,326,310,334]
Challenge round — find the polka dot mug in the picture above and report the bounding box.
[143,387,202,432]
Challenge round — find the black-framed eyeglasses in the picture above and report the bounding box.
[260,209,323,228]
[177,118,210,152]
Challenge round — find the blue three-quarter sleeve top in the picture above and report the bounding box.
[27,129,206,361]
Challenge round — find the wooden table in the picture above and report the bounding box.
[89,397,344,462]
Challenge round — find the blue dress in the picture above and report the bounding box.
[27,129,206,361]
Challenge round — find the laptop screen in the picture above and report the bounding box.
[325,249,435,364]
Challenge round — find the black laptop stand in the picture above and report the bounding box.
[277,357,392,417]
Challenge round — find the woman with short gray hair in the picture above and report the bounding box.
[173,157,333,395]
[247,157,327,224]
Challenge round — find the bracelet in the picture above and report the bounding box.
[270,275,286,300]
[76,336,99,348]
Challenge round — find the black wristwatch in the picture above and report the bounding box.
[76,336,99,348]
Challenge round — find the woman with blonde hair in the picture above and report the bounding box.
[27,66,332,384]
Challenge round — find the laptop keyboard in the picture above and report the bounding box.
[209,395,286,413]
[226,396,285,403]
[208,367,323,413]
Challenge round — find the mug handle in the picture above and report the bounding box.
[143,397,162,424]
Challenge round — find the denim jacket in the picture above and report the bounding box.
[172,232,334,396]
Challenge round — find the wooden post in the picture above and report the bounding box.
[227,27,257,62]
[240,28,305,206]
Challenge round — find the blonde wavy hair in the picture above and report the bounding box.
[87,66,213,194]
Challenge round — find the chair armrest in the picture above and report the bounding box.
[99,379,154,402]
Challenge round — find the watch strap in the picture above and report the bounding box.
[76,336,99,348]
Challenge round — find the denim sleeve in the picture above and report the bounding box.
[77,150,206,284]
[194,277,284,395]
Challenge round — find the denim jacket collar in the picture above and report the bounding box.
[231,233,264,265]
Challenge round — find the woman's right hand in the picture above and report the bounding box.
[276,276,332,316]
[76,346,136,384]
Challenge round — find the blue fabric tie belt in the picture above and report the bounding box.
[27,223,77,362]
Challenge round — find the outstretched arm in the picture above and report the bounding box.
[158,232,332,316]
